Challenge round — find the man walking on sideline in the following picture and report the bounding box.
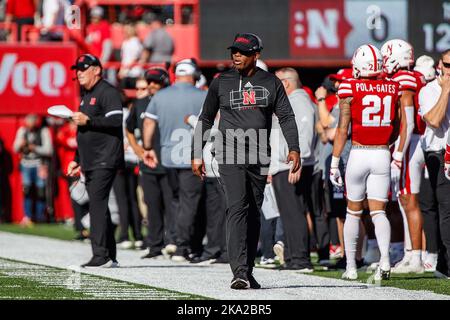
[191,33,301,289]
[67,54,124,268]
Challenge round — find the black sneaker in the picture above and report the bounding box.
[230,276,250,290]
[141,251,163,259]
[329,256,364,270]
[190,255,215,264]
[211,255,229,264]
[280,263,314,273]
[247,274,261,289]
[74,233,87,241]
[434,265,450,279]
[81,257,119,268]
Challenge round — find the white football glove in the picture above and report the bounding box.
[330,167,343,187]
[390,160,401,193]
[445,162,450,181]
[390,151,402,194]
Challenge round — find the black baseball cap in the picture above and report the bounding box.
[144,67,169,86]
[228,33,263,54]
[71,54,102,71]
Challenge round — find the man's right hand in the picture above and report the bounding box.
[445,162,450,181]
[329,167,343,187]
[390,158,402,193]
[143,149,158,168]
[67,161,80,177]
[315,86,327,100]
[192,158,205,180]
[439,73,450,93]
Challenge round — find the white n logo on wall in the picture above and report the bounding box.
[290,0,352,57]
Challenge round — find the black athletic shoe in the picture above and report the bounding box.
[280,263,314,273]
[73,233,87,241]
[141,251,163,259]
[434,265,450,279]
[81,257,119,268]
[190,255,215,264]
[211,255,229,264]
[230,276,250,290]
[329,256,364,270]
[247,274,261,289]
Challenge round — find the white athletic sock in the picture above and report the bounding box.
[371,211,391,267]
[426,253,438,264]
[410,250,422,265]
[398,200,412,251]
[344,211,361,270]
[422,250,427,261]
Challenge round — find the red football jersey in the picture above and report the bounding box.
[390,70,427,135]
[338,79,400,145]
[86,21,112,58]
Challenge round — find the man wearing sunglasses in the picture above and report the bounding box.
[419,49,450,279]
[67,54,124,268]
[191,33,300,289]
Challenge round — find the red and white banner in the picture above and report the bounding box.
[290,0,352,57]
[289,0,408,60]
[0,44,78,115]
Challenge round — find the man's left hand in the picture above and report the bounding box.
[286,151,301,173]
[72,112,90,126]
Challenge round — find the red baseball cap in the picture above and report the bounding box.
[329,68,353,81]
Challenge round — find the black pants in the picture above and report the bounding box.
[219,164,266,278]
[140,172,172,253]
[84,168,117,261]
[272,167,313,268]
[419,163,440,254]
[166,168,203,255]
[202,177,227,259]
[422,151,450,272]
[306,170,330,260]
[15,18,34,41]
[113,165,143,241]
[260,216,279,259]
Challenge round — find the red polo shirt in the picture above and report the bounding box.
[6,0,36,19]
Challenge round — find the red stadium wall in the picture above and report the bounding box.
[0,43,79,223]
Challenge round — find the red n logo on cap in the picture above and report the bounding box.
[242,90,256,105]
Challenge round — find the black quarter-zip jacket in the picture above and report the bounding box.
[192,67,300,165]
[75,79,125,171]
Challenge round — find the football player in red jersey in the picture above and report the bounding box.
[381,40,428,274]
[330,44,400,280]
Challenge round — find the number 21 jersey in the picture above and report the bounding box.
[337,79,400,145]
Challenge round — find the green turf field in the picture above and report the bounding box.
[310,269,450,296]
[1,223,449,297]
[0,257,207,300]
[254,253,450,296]
[0,223,77,241]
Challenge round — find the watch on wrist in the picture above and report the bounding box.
[317,97,326,102]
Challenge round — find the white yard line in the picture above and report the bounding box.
[0,231,448,300]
